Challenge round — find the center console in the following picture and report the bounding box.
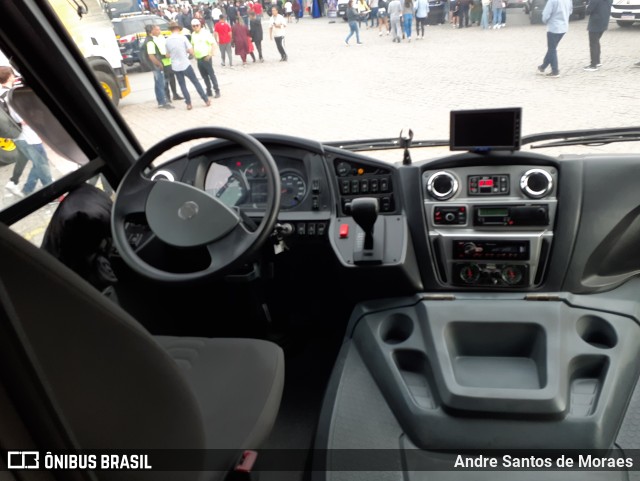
[423,165,557,288]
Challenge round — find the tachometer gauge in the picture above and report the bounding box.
[244,162,266,178]
[280,172,307,209]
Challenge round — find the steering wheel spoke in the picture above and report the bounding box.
[205,224,260,273]
[115,177,155,217]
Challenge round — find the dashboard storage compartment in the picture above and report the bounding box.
[349,298,640,449]
[444,322,546,390]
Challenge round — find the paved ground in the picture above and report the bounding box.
[118,11,640,155]
[2,11,640,241]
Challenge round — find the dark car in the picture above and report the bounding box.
[527,0,587,23]
[111,14,169,70]
[427,0,448,24]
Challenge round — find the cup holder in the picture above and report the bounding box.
[380,314,414,345]
[576,315,618,349]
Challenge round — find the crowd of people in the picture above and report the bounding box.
[142,2,291,110]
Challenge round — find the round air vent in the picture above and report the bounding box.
[520,169,552,199]
[150,170,175,182]
[427,171,458,200]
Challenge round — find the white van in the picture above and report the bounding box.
[611,0,640,27]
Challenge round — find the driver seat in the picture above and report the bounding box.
[0,221,284,480]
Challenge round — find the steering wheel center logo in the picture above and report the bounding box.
[178,201,199,220]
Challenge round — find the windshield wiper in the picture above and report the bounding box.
[522,127,640,149]
[325,137,449,152]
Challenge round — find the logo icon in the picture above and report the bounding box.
[7,451,40,469]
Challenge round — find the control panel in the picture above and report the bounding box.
[334,159,396,215]
[423,165,557,288]
[468,174,509,195]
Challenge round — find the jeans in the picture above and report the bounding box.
[403,13,413,38]
[492,6,502,26]
[541,31,565,74]
[219,43,233,65]
[162,65,179,99]
[9,148,28,184]
[15,141,52,195]
[152,68,168,106]
[173,65,208,105]
[416,16,427,36]
[589,30,604,66]
[459,4,469,26]
[481,4,489,28]
[345,20,361,43]
[274,36,287,59]
[196,57,220,95]
[369,7,379,26]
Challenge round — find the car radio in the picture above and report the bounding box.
[474,205,549,226]
[453,240,529,260]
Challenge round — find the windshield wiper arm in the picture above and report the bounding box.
[522,127,640,149]
[325,137,449,152]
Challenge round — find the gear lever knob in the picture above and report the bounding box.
[350,197,379,250]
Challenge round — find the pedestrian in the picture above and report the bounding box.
[491,0,502,28]
[249,11,265,61]
[583,0,612,71]
[344,0,363,44]
[165,22,211,109]
[458,0,471,27]
[292,0,301,21]
[269,6,288,60]
[215,14,234,66]
[537,0,572,77]
[480,0,490,28]
[0,67,53,197]
[377,0,390,35]
[370,0,380,27]
[144,25,175,109]
[191,19,221,97]
[232,18,254,64]
[388,0,403,41]
[415,0,429,37]
[356,0,371,27]
[402,0,414,40]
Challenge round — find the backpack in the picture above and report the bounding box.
[139,36,160,72]
[0,89,23,140]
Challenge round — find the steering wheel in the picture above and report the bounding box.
[111,127,281,282]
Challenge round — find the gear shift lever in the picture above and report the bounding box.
[350,197,379,250]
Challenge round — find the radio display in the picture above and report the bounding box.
[478,208,508,217]
[453,240,530,260]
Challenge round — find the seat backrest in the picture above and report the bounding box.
[0,222,206,453]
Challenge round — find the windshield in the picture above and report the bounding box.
[40,0,640,160]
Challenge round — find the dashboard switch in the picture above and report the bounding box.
[339,224,349,238]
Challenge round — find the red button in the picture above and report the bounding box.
[339,224,349,238]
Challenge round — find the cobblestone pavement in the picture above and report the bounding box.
[2,11,640,242]
[118,11,640,156]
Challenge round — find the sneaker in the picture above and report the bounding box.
[379,31,383,36]
[221,63,226,67]
[5,181,22,197]
[205,99,211,106]
[357,41,363,45]
[537,65,546,75]
[159,103,175,109]
[596,63,602,67]
[345,41,349,46]
[633,61,640,68]
[214,91,221,98]
[583,65,598,72]
[206,91,213,97]
[173,95,184,101]
[546,71,560,78]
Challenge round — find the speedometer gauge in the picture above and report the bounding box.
[280,172,307,209]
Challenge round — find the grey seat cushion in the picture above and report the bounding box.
[0,221,284,479]
[156,336,284,450]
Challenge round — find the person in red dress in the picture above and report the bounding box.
[231,18,254,65]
